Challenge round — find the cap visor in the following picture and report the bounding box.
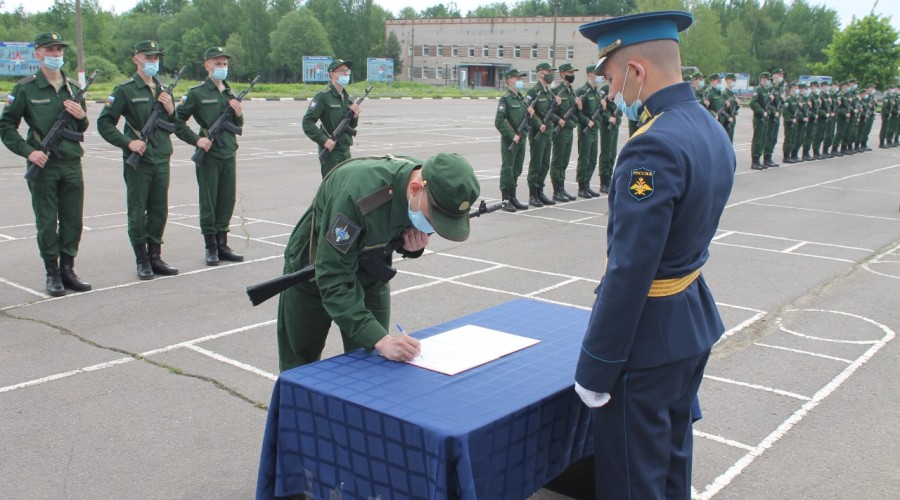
[427,205,470,242]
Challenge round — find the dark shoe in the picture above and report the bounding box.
[751,156,765,170]
[59,254,91,292]
[782,156,797,164]
[528,187,543,208]
[133,244,154,280]
[764,156,779,168]
[501,189,516,212]
[204,234,219,266]
[561,187,576,201]
[880,143,887,149]
[813,153,825,160]
[577,182,593,199]
[44,259,65,297]
[508,189,528,210]
[599,175,610,194]
[802,153,813,161]
[537,189,556,206]
[586,184,600,197]
[832,147,844,157]
[552,189,569,203]
[147,243,178,275]
[216,232,244,262]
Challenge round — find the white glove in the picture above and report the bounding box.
[575,382,611,408]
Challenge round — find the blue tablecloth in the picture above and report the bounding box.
[256,298,593,500]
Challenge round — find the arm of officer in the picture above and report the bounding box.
[97,86,134,150]
[301,92,329,146]
[0,84,34,159]
[174,93,202,146]
[494,96,516,141]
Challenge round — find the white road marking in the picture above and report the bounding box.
[0,277,48,298]
[184,344,277,381]
[703,374,811,401]
[693,430,755,452]
[746,202,900,221]
[753,342,853,363]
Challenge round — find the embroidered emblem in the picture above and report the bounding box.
[309,101,318,109]
[105,95,115,107]
[628,169,655,201]
[325,213,361,254]
[6,95,14,106]
[498,103,505,112]
[180,95,187,104]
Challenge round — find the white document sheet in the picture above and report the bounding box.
[407,324,540,375]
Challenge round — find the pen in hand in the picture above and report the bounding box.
[395,323,424,360]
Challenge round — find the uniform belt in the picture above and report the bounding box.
[648,269,701,297]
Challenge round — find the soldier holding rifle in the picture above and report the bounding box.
[302,59,362,176]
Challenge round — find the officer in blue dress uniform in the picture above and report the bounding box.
[576,11,735,499]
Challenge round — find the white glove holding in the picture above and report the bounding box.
[575,382,611,408]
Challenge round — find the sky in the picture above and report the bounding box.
[1,0,898,32]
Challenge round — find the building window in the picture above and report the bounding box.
[531,44,538,58]
[423,66,429,79]
[436,66,444,80]
[514,45,521,58]
[483,45,489,57]
[497,45,504,58]
[437,44,443,57]
[529,71,536,83]
[567,46,574,59]
[452,45,458,57]
[468,45,475,57]
[423,45,430,56]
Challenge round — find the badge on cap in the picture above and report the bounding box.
[628,168,655,201]
[51,34,58,40]
[326,213,361,254]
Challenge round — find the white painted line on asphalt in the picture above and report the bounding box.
[0,356,135,394]
[0,277,48,299]
[698,310,895,499]
[782,242,808,253]
[702,375,811,401]
[254,233,293,241]
[716,311,767,344]
[712,231,736,241]
[184,344,277,381]
[753,342,853,363]
[524,278,582,297]
[712,242,858,263]
[693,430,755,452]
[0,233,14,241]
[717,230,872,251]
[777,318,880,345]
[747,202,900,221]
[861,241,900,280]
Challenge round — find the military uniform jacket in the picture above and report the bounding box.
[0,70,88,161]
[783,94,799,123]
[282,156,424,350]
[575,83,602,130]
[749,84,771,119]
[576,82,735,393]
[822,91,833,116]
[882,94,894,118]
[495,89,529,141]
[302,82,357,148]
[526,83,554,133]
[812,92,826,121]
[551,83,578,130]
[97,73,177,162]
[704,86,725,117]
[175,78,243,159]
[725,89,740,117]
[769,85,785,121]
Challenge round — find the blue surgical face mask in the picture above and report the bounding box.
[613,66,644,122]
[814,88,821,95]
[698,80,705,89]
[43,56,64,71]
[594,76,603,85]
[803,89,811,96]
[212,67,228,81]
[337,74,351,86]
[407,192,435,235]
[514,80,524,90]
[142,61,159,77]
[793,89,800,96]
[716,82,725,92]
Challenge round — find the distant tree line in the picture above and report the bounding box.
[0,0,896,88]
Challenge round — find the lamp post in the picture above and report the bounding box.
[551,0,559,70]
[76,0,85,87]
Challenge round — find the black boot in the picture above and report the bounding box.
[813,147,824,160]
[508,188,528,210]
[764,155,779,168]
[585,182,600,197]
[832,145,843,157]
[204,234,219,266]
[782,154,796,164]
[577,182,593,199]
[528,186,543,208]
[880,140,887,149]
[133,244,154,280]
[147,243,178,275]
[751,156,765,170]
[59,254,91,292]
[216,232,244,262]
[44,258,65,297]
[551,183,569,203]
[537,188,556,206]
[501,189,517,212]
[599,175,610,194]
[802,149,813,162]
[560,183,576,201]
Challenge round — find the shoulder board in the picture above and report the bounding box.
[16,75,36,85]
[118,79,136,86]
[356,185,395,216]
[628,112,664,142]
[189,83,204,90]
[318,88,331,95]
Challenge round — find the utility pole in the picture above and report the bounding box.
[75,0,85,87]
[551,0,559,70]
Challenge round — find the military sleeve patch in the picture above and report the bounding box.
[325,213,361,254]
[6,95,14,106]
[180,95,187,104]
[309,100,318,110]
[498,103,505,112]
[628,168,655,201]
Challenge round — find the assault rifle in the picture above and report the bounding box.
[190,75,260,167]
[507,94,536,152]
[126,66,186,169]
[25,69,100,182]
[533,88,560,140]
[552,99,580,135]
[319,85,373,163]
[245,200,506,306]
[582,90,607,137]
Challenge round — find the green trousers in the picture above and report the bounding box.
[527,130,552,189]
[835,115,848,149]
[764,117,780,156]
[124,159,170,246]
[793,122,807,155]
[319,145,350,178]
[823,118,836,150]
[550,127,574,185]
[781,120,795,156]
[28,159,84,260]
[803,120,817,151]
[751,116,768,156]
[576,126,599,183]
[499,136,527,190]
[276,278,390,372]
[599,123,620,178]
[843,116,858,147]
[196,154,236,235]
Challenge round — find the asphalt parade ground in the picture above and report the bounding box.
[1,97,898,499]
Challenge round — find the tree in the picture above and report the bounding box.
[467,3,509,18]
[383,31,403,76]
[269,9,332,82]
[420,3,461,19]
[397,7,418,19]
[680,4,727,75]
[234,0,273,79]
[815,14,900,89]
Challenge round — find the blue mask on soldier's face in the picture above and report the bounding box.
[43,56,64,71]
[143,61,159,77]
[514,80,524,90]
[613,66,644,122]
[338,74,351,86]
[408,192,435,235]
[212,67,228,81]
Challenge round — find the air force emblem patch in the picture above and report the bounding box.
[628,168,655,201]
[326,213,361,254]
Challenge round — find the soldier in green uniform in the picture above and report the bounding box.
[833,81,851,157]
[810,81,829,160]
[175,47,245,266]
[97,41,179,280]
[723,73,739,143]
[888,85,900,147]
[792,83,809,162]
[575,65,603,198]
[0,32,91,296]
[858,83,877,151]
[763,68,785,167]
[821,81,838,158]
[703,73,725,123]
[801,82,819,161]
[843,78,859,154]
[749,72,772,170]
[598,84,621,193]
[781,81,800,164]
[302,59,361,177]
[276,153,480,371]
[880,85,895,148]
[690,71,705,101]
[550,63,581,202]
[494,68,532,212]
[526,62,561,207]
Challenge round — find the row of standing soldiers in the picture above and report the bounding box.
[691,71,742,144]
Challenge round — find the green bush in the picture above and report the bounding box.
[83,56,125,83]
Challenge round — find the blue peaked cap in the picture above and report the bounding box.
[579,11,693,71]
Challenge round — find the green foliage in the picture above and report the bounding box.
[269,9,332,82]
[383,31,403,76]
[83,55,124,83]
[680,4,727,75]
[818,14,900,89]
[419,3,461,19]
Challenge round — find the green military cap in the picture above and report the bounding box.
[34,32,69,48]
[586,64,597,73]
[504,68,523,79]
[204,46,231,60]
[558,63,578,73]
[691,71,703,80]
[709,73,722,82]
[789,81,798,88]
[848,77,857,83]
[798,82,807,89]
[328,59,352,72]
[421,153,481,242]
[771,67,784,74]
[535,62,555,72]
[809,80,819,86]
[759,71,771,79]
[134,40,164,56]
[725,73,737,80]
[683,74,692,82]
